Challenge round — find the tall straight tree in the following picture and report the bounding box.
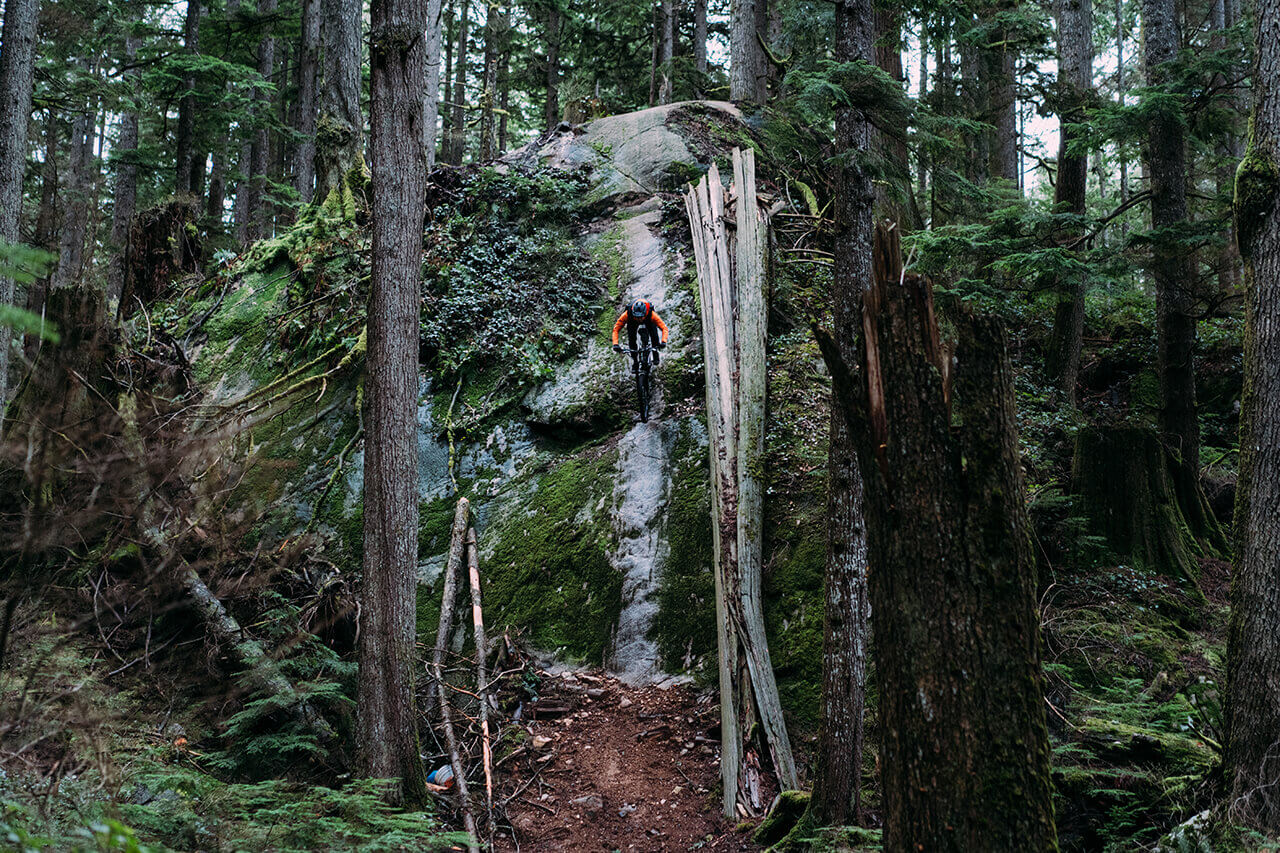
[694,0,707,79]
[659,0,675,104]
[983,2,1018,185]
[107,32,140,305]
[422,0,444,169]
[1142,0,1201,487]
[1047,0,1093,401]
[0,0,40,410]
[358,0,430,806]
[53,60,97,293]
[730,0,764,101]
[444,0,469,164]
[294,0,321,202]
[248,0,277,239]
[808,0,873,829]
[1226,0,1280,830]
[543,1,561,129]
[316,0,363,200]
[175,0,202,194]
[477,1,506,160]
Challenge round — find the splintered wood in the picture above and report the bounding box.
[683,148,797,819]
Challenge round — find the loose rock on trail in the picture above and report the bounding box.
[494,668,763,852]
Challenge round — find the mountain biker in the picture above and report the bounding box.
[611,299,669,363]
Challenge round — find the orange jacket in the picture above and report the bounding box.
[611,302,669,345]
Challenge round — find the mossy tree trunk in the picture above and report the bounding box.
[356,0,429,806]
[1071,426,1205,581]
[809,0,873,830]
[1225,0,1280,830]
[175,0,201,195]
[819,225,1058,852]
[316,0,363,201]
[1142,0,1201,488]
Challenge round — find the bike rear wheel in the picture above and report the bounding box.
[633,352,650,423]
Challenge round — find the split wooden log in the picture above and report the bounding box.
[466,525,495,844]
[683,148,798,815]
[429,498,479,853]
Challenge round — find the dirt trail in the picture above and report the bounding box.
[496,668,763,852]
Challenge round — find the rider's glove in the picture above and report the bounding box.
[612,344,622,353]
[657,341,667,350]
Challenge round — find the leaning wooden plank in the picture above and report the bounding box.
[466,526,495,845]
[429,497,470,716]
[731,147,799,791]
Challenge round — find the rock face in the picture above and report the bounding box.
[193,101,745,686]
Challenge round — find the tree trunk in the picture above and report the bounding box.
[807,0,873,829]
[730,0,760,102]
[248,0,277,240]
[445,0,469,165]
[478,2,502,161]
[1071,426,1203,580]
[1143,0,1201,488]
[496,36,510,153]
[1225,0,1280,829]
[422,0,444,169]
[694,0,707,79]
[27,114,56,360]
[983,4,1019,186]
[233,140,253,245]
[358,0,429,806]
[52,76,97,292]
[294,0,320,203]
[1046,0,1093,402]
[544,3,560,129]
[316,0,363,201]
[818,225,1058,851]
[175,0,201,195]
[0,0,39,413]
[107,33,141,307]
[648,1,660,107]
[684,150,797,819]
[659,0,675,104]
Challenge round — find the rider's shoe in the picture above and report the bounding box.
[652,351,660,365]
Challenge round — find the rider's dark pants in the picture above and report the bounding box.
[626,319,660,362]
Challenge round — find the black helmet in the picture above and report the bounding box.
[630,300,648,318]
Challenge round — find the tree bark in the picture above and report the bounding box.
[1226,0,1280,830]
[478,2,503,161]
[107,33,141,307]
[543,3,561,129]
[0,0,39,412]
[358,0,429,805]
[659,0,675,104]
[983,3,1019,186]
[248,0,277,240]
[53,71,97,292]
[694,0,707,79]
[445,0,469,165]
[730,0,760,102]
[422,0,445,169]
[294,0,321,203]
[175,0,202,195]
[818,225,1058,851]
[316,0,363,201]
[684,151,797,818]
[1142,0,1201,486]
[1046,0,1093,402]
[808,0,873,829]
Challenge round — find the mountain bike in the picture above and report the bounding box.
[618,343,656,423]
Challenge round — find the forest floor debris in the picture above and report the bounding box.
[492,668,763,852]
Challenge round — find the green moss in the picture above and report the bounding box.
[481,451,620,663]
[651,422,715,671]
[1234,124,1280,259]
[755,790,810,846]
